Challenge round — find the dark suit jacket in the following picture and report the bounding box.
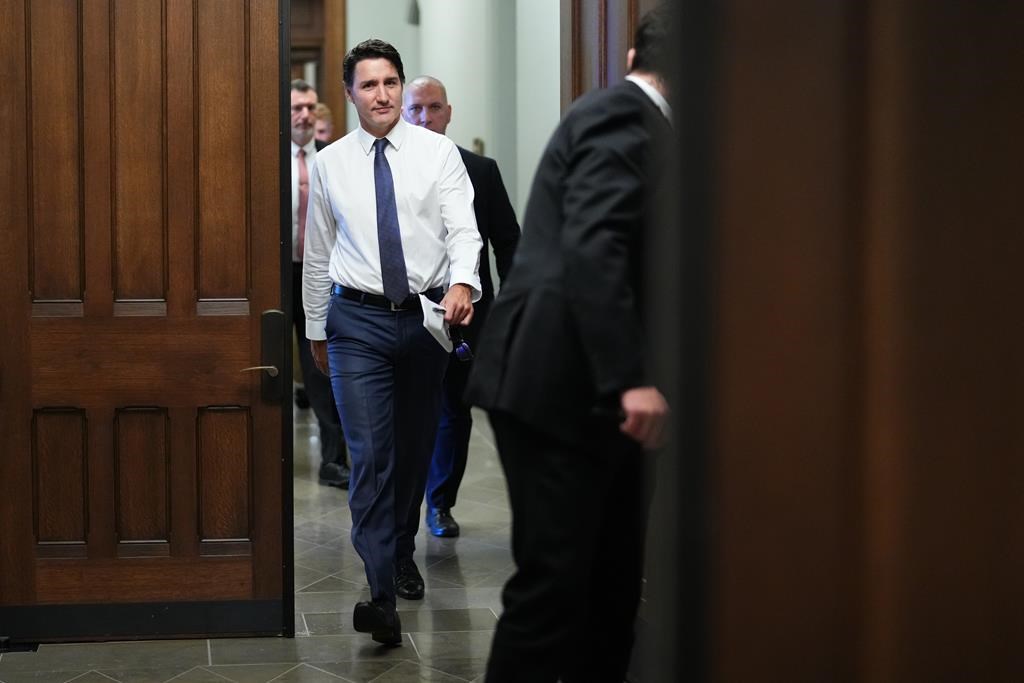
[464,80,672,444]
[456,146,520,342]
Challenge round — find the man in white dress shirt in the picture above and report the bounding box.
[301,39,481,646]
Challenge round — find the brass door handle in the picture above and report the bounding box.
[240,365,279,378]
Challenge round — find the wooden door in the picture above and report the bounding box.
[0,0,288,641]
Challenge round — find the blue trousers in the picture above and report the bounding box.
[426,351,473,512]
[325,293,449,603]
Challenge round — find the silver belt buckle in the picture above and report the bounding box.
[390,300,403,312]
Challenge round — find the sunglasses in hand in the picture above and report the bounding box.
[448,325,473,362]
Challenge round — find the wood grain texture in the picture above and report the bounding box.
[30,0,83,302]
[197,408,251,542]
[31,317,251,407]
[113,0,167,301]
[249,0,285,598]
[196,0,248,300]
[33,410,88,545]
[115,408,170,542]
[2,0,284,630]
[36,557,253,603]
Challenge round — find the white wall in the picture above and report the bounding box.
[344,0,422,134]
[514,0,561,219]
[342,0,561,223]
[418,0,518,211]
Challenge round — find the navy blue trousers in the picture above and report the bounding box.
[426,300,489,512]
[426,350,473,512]
[325,293,448,603]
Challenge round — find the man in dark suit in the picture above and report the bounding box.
[402,75,520,539]
[464,7,672,682]
[290,79,349,488]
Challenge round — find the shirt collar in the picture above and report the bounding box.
[356,116,408,155]
[625,74,672,123]
[291,138,316,157]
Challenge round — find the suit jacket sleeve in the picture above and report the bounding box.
[484,159,520,282]
[560,104,649,399]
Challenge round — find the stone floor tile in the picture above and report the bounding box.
[197,664,295,683]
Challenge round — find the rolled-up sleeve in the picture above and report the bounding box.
[301,159,336,341]
[438,141,483,301]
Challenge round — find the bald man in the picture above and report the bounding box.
[402,76,520,539]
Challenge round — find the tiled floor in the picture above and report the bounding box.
[0,406,512,683]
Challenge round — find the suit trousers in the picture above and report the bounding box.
[425,301,489,513]
[485,411,649,683]
[426,352,472,512]
[325,293,448,602]
[292,264,346,466]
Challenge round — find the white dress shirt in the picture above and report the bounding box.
[625,74,673,123]
[302,116,483,341]
[291,139,318,262]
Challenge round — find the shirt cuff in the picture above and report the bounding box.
[450,272,482,303]
[305,319,327,341]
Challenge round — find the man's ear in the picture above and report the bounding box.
[344,87,353,103]
[626,47,636,72]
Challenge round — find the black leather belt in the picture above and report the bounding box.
[331,284,443,311]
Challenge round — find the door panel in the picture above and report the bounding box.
[0,0,287,641]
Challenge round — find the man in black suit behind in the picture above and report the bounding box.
[402,76,520,540]
[464,7,673,682]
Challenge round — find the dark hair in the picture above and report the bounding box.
[343,39,406,89]
[291,78,315,93]
[631,5,671,76]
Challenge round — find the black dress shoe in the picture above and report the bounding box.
[353,599,402,645]
[318,461,350,489]
[427,508,460,537]
[394,557,424,600]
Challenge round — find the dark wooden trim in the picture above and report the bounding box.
[30,302,85,317]
[196,300,250,316]
[321,0,346,135]
[628,0,638,44]
[278,0,296,639]
[667,2,715,680]
[0,600,283,642]
[113,301,169,316]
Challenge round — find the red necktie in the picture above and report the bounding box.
[297,148,309,260]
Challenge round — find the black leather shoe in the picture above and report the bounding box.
[318,462,350,489]
[394,557,424,600]
[427,508,460,537]
[353,599,402,645]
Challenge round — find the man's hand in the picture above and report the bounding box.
[620,386,669,449]
[440,284,474,325]
[310,339,329,375]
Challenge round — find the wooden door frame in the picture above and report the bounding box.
[278,0,296,640]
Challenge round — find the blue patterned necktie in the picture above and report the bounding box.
[373,138,409,304]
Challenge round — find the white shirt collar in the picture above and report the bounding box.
[356,116,408,155]
[291,138,316,157]
[625,74,672,123]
